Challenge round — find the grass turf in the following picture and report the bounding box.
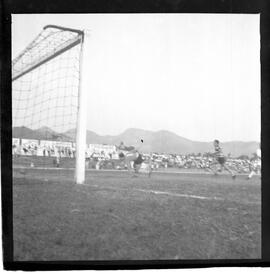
[13,168,261,260]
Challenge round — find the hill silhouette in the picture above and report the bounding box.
[12,126,259,157]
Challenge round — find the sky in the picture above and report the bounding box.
[12,14,260,142]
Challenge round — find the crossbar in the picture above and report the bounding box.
[12,36,82,82]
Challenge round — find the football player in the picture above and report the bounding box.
[247,145,261,179]
[208,140,236,179]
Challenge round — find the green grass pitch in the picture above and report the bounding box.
[13,168,261,260]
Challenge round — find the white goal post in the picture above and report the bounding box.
[12,25,87,184]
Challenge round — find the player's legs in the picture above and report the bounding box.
[223,164,236,178]
[205,160,219,175]
[134,163,140,173]
[247,170,256,179]
[206,165,218,175]
[125,159,132,172]
[247,161,261,179]
[125,158,138,177]
[218,157,235,179]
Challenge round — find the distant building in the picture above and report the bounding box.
[87,144,116,157]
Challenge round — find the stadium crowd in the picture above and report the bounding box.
[93,152,255,174]
[12,139,258,174]
[12,141,75,158]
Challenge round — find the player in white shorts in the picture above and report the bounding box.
[247,146,261,179]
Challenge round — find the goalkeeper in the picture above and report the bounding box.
[117,141,136,159]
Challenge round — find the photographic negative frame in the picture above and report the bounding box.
[1,0,270,270]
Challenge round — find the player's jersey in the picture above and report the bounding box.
[214,145,225,158]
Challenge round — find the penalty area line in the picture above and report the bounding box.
[79,183,224,202]
[78,184,260,205]
[136,188,223,201]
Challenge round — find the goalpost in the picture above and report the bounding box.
[12,25,87,184]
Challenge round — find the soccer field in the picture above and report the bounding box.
[13,168,261,261]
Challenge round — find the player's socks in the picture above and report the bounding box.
[248,171,255,179]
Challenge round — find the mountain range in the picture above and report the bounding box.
[13,126,259,157]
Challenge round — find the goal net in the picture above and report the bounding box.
[12,25,86,183]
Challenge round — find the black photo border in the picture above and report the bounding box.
[1,0,270,270]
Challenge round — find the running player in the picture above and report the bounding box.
[208,140,236,179]
[247,145,261,179]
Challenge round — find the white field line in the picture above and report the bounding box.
[79,184,261,205]
[13,168,260,205]
[12,166,253,177]
[136,189,224,201]
[79,183,224,201]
